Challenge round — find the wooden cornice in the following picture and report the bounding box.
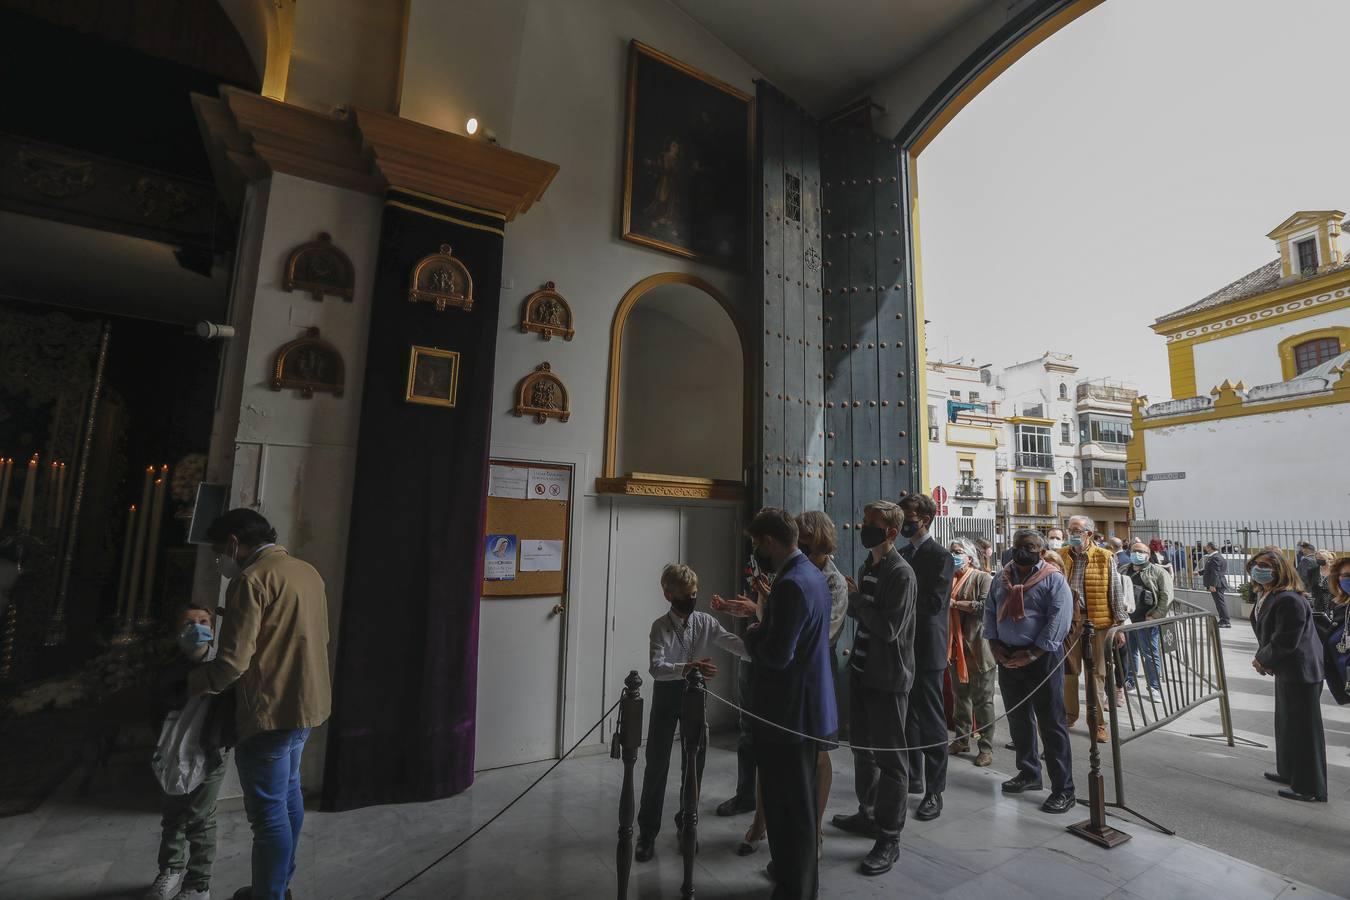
[194,86,557,221]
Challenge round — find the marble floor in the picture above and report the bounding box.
[0,731,1342,900]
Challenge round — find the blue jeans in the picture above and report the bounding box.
[1124,628,1161,692]
[236,728,310,900]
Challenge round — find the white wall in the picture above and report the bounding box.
[618,285,743,481]
[1140,402,1350,520]
[1190,307,1350,393]
[201,174,383,792]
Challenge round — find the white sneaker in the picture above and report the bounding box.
[1148,688,1164,705]
[143,870,184,900]
[175,889,210,900]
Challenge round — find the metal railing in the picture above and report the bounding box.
[1100,604,1261,834]
[1013,451,1054,470]
[1131,519,1350,589]
[931,515,997,550]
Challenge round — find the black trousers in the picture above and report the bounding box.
[733,658,756,801]
[756,739,819,900]
[848,671,909,837]
[1212,589,1231,625]
[637,680,706,837]
[905,667,948,794]
[998,651,1074,793]
[1274,677,1327,800]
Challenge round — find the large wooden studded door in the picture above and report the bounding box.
[757,82,825,516]
[756,90,919,577]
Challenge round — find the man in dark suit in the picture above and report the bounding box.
[1200,541,1231,627]
[898,493,954,821]
[744,508,838,900]
[828,500,916,876]
[1296,542,1320,594]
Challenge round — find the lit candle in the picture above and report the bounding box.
[17,454,37,532]
[0,459,12,530]
[140,467,168,622]
[115,504,137,622]
[126,466,154,618]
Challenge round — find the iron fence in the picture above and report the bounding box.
[931,515,997,553]
[1131,519,1350,589]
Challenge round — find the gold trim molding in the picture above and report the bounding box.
[193,86,558,220]
[596,473,748,502]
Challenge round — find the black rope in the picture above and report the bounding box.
[380,697,623,898]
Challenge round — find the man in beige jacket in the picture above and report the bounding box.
[189,509,330,900]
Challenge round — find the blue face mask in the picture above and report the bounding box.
[900,520,921,539]
[178,622,213,654]
[951,553,967,570]
[1340,576,1350,594]
[1250,565,1274,585]
[1068,535,1085,548]
[1131,551,1148,565]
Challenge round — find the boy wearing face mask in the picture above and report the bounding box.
[829,500,917,877]
[145,604,234,900]
[635,563,748,862]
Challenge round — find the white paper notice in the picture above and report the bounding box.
[519,539,564,572]
[488,465,529,499]
[526,468,571,502]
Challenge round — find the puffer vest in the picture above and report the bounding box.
[1062,545,1115,627]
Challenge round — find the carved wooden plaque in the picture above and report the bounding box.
[513,362,570,424]
[408,244,474,312]
[520,281,575,341]
[283,232,355,301]
[270,327,344,398]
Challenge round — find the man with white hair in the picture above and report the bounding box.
[1058,516,1128,743]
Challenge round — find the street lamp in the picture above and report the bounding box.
[1128,475,1147,523]
[1127,477,1147,495]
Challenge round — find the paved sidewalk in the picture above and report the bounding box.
[1,731,1342,899]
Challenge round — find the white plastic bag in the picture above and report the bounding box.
[151,694,211,795]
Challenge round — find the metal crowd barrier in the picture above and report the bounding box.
[1101,603,1262,834]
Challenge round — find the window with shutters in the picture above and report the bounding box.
[1296,237,1318,273]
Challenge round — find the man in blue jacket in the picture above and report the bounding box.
[744,508,838,900]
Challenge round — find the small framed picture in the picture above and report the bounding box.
[405,346,460,408]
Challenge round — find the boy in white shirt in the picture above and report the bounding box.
[635,563,748,862]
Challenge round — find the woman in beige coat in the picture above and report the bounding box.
[946,537,996,767]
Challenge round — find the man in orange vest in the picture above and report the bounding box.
[1058,515,1128,743]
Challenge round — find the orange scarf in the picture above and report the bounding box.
[999,561,1055,622]
[948,567,972,683]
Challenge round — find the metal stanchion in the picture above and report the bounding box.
[613,671,643,900]
[1068,620,1132,849]
[679,668,705,900]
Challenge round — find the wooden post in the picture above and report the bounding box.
[679,668,705,900]
[1068,620,1131,848]
[614,670,643,900]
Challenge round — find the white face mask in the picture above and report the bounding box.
[1048,538,1064,550]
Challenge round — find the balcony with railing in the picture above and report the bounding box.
[1076,383,1138,405]
[954,478,983,499]
[1013,451,1054,471]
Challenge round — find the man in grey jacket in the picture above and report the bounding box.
[828,500,917,877]
[1199,542,1231,628]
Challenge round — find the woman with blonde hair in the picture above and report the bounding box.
[946,537,996,767]
[1247,547,1327,802]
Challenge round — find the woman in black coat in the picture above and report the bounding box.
[1248,548,1327,802]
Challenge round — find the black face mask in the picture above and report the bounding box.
[1013,547,1041,567]
[754,551,776,575]
[860,526,888,549]
[672,595,697,617]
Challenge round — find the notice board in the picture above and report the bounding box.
[482,460,572,598]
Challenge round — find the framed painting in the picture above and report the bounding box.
[405,346,460,408]
[622,40,752,266]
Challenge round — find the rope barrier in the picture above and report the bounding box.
[380,697,622,899]
[703,633,1082,752]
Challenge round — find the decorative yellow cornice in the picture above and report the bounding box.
[1007,416,1054,426]
[1138,368,1349,430]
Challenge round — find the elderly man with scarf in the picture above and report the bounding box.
[984,528,1076,814]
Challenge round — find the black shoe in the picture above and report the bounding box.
[635,835,655,862]
[1218,622,1232,629]
[1263,772,1290,785]
[1278,789,1326,802]
[860,838,900,876]
[716,794,756,816]
[1004,741,1017,750]
[1041,791,1076,814]
[1001,773,1043,794]
[831,810,878,837]
[915,792,943,821]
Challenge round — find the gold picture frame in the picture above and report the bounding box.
[621,40,752,266]
[405,345,460,408]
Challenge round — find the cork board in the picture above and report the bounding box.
[482,461,572,598]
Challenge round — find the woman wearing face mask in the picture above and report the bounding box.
[1248,548,1327,802]
[946,538,996,767]
[1315,557,1350,706]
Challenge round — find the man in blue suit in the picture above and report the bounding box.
[744,508,838,900]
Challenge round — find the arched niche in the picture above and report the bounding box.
[598,274,748,501]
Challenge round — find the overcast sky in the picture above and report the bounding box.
[919,0,1350,401]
